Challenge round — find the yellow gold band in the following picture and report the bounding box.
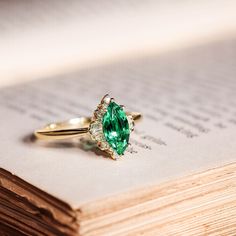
[34,112,141,141]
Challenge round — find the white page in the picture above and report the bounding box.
[1,0,236,87]
[0,38,236,208]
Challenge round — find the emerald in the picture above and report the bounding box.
[102,101,130,155]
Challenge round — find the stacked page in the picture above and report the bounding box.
[0,37,236,235]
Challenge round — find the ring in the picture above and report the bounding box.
[34,94,142,159]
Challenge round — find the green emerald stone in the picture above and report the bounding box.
[102,102,130,155]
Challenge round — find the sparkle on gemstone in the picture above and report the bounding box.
[102,101,130,155]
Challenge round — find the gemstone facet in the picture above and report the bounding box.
[102,102,130,155]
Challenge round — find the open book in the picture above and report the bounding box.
[1,1,236,235]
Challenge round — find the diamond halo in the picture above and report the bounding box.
[89,94,134,159]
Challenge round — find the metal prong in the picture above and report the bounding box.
[105,148,117,160]
[110,152,118,160]
[101,94,111,105]
[102,94,109,100]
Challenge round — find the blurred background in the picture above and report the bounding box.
[1,0,236,88]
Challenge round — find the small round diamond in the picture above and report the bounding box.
[127,115,135,131]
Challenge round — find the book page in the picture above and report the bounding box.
[0,38,236,208]
[1,1,236,87]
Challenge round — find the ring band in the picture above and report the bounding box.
[35,94,142,159]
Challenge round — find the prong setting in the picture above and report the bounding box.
[89,94,135,159]
[89,95,114,155]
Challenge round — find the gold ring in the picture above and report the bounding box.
[34,94,142,159]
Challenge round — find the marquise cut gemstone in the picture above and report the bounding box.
[102,102,130,155]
